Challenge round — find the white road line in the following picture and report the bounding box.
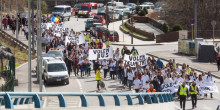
[43,84,47,108]
[76,78,83,107]
[174,104,182,110]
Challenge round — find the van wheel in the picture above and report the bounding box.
[66,79,69,85]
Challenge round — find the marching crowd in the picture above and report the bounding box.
[2,14,217,110]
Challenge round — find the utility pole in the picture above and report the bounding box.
[37,0,43,92]
[0,0,2,30]
[194,0,198,39]
[31,0,35,54]
[28,0,32,92]
[16,0,19,39]
[8,0,10,15]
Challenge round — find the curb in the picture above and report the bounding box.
[147,53,220,79]
[111,43,162,46]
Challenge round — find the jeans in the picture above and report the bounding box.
[128,80,133,90]
[73,65,79,76]
[97,80,100,90]
[104,69,108,78]
[3,24,7,30]
[86,68,91,76]
[123,77,128,86]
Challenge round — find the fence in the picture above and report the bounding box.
[0,29,35,53]
[0,92,173,109]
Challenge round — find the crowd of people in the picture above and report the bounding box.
[2,13,217,110]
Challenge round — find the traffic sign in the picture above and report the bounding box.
[211,20,216,26]
[18,8,24,13]
[190,18,195,24]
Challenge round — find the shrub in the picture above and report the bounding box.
[172,24,183,31]
[135,6,141,13]
[138,10,146,16]
[162,22,169,33]
[143,7,148,15]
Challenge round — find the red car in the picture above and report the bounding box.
[96,27,108,39]
[93,15,105,25]
[102,30,119,42]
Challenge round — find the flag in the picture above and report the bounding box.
[51,16,55,22]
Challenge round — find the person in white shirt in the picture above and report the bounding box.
[123,65,128,87]
[142,81,150,93]
[133,77,141,93]
[127,68,134,90]
[57,42,65,51]
[109,58,116,79]
[205,72,213,98]
[174,74,184,84]
[102,59,109,79]
[141,72,150,88]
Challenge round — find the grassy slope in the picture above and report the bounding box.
[0,36,35,69]
[122,22,149,39]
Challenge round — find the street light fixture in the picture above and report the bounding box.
[122,10,124,42]
[211,20,216,44]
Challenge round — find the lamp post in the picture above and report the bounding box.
[16,0,19,40]
[112,8,114,42]
[191,24,194,41]
[122,10,124,42]
[28,0,32,92]
[194,0,198,39]
[0,0,2,30]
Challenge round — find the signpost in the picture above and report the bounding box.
[211,20,216,44]
[190,18,195,40]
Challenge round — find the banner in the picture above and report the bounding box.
[89,48,113,60]
[161,83,176,94]
[162,81,219,94]
[123,54,146,67]
[65,33,85,45]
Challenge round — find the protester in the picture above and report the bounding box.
[131,46,138,56]
[177,81,189,110]
[96,68,102,91]
[133,77,141,93]
[189,81,199,109]
[2,16,8,30]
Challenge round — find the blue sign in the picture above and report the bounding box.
[190,18,195,24]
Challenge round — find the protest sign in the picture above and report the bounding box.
[123,54,146,67]
[89,48,113,60]
[65,33,85,45]
[197,82,219,94]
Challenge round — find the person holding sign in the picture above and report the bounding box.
[177,81,189,110]
[189,81,199,109]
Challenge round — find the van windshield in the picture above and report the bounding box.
[109,32,118,36]
[48,63,66,72]
[81,6,90,11]
[53,7,64,12]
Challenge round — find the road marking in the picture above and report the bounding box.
[174,104,182,110]
[43,84,47,108]
[16,59,36,70]
[76,78,83,107]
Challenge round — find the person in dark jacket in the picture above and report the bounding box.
[124,46,131,55]
[216,55,220,71]
[94,59,101,74]
[64,54,72,77]
[131,46,139,56]
[151,77,160,92]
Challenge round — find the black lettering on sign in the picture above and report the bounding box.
[101,53,105,58]
[133,56,137,61]
[129,56,133,61]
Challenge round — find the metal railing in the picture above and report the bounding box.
[0,92,173,109]
[0,29,35,53]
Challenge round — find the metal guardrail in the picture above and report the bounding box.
[0,29,35,53]
[0,92,173,109]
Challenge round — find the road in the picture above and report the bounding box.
[13,16,220,110]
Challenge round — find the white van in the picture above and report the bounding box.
[43,58,69,85]
[52,5,71,21]
[107,2,124,11]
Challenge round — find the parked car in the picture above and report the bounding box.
[93,15,105,25]
[85,19,98,31]
[90,23,103,35]
[96,27,108,39]
[102,30,119,42]
[140,2,155,13]
[126,3,137,11]
[97,3,104,8]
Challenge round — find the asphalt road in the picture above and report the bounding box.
[14,16,220,110]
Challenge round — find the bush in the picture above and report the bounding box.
[138,10,146,16]
[135,6,141,13]
[143,7,148,15]
[162,23,169,33]
[172,24,183,31]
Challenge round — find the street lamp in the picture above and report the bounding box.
[112,8,114,42]
[194,0,198,39]
[122,10,124,42]
[191,24,194,41]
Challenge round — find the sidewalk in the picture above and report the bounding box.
[3,29,29,46]
[147,50,220,79]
